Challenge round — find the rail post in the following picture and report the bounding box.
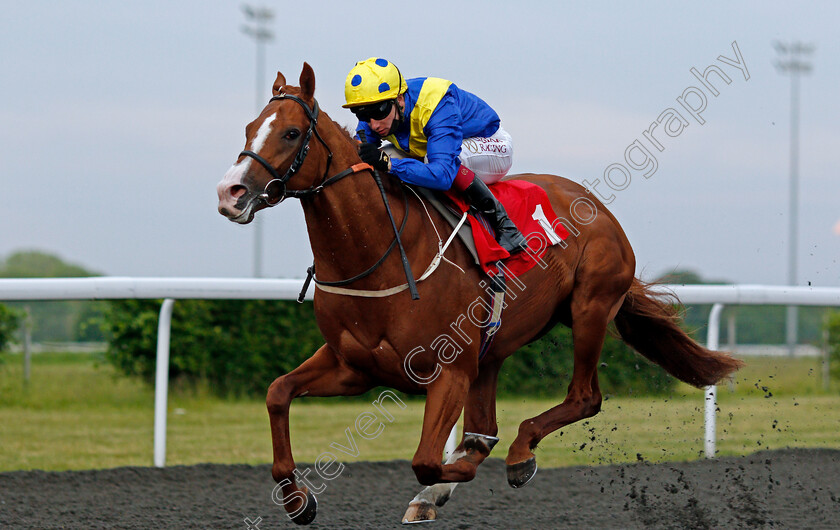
[704,303,724,458]
[154,298,175,468]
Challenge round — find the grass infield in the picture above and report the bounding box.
[0,352,837,472]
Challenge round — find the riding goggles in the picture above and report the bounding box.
[350,99,394,122]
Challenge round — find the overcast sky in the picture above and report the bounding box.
[1,1,838,286]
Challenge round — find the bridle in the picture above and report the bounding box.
[238,92,421,300]
[239,93,367,205]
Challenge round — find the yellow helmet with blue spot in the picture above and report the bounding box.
[342,57,407,108]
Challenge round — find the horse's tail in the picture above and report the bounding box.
[613,279,744,388]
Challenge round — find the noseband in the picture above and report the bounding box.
[240,93,356,204]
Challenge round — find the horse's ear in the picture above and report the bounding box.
[272,72,287,96]
[299,62,315,101]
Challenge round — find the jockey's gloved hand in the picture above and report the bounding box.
[358,143,391,173]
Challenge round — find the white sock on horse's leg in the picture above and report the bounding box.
[410,449,464,506]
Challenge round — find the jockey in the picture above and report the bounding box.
[343,57,527,254]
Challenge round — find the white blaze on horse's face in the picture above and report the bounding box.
[216,113,278,223]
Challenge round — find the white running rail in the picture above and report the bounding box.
[0,277,311,467]
[1,278,838,465]
[647,284,840,458]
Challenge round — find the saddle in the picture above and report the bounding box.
[413,186,482,266]
[414,180,570,278]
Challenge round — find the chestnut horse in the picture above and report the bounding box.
[216,63,743,525]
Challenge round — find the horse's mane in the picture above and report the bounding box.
[338,124,357,143]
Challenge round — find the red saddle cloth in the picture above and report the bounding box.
[444,180,570,278]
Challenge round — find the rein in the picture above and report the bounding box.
[239,92,420,301]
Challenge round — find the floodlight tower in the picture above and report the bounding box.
[242,5,274,278]
[774,41,814,356]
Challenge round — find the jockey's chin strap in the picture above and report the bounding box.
[239,93,419,301]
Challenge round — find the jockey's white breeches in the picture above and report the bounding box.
[457,126,513,184]
[382,126,514,185]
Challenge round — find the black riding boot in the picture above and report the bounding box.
[463,176,528,253]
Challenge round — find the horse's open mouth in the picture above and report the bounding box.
[226,199,257,224]
[230,210,254,224]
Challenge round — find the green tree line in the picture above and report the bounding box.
[2,252,837,398]
[828,312,840,382]
[659,270,833,345]
[101,298,675,399]
[0,305,20,355]
[0,251,105,345]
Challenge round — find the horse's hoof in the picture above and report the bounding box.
[401,501,438,524]
[289,488,318,525]
[507,457,538,488]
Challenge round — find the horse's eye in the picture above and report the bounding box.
[284,129,301,140]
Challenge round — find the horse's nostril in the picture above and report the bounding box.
[231,185,247,199]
